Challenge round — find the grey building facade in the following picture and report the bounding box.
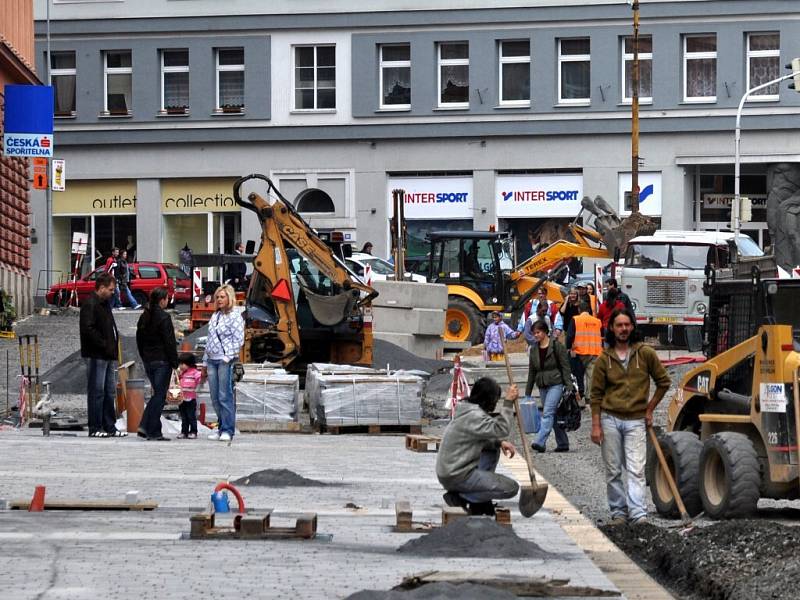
[31,0,800,294]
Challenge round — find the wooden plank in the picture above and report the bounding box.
[399,571,619,597]
[395,500,413,532]
[405,434,442,453]
[698,414,751,423]
[10,499,158,511]
[441,505,468,526]
[325,423,422,435]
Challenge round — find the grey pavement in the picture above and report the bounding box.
[0,429,622,600]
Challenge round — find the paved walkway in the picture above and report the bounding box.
[0,429,670,599]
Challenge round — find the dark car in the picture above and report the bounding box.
[46,262,191,306]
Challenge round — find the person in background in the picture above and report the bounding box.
[518,287,563,337]
[136,286,179,441]
[436,377,520,516]
[559,287,581,337]
[176,352,203,439]
[360,242,373,255]
[104,247,122,309]
[590,309,670,525]
[483,311,520,362]
[179,244,193,276]
[117,250,141,309]
[525,319,574,453]
[575,282,592,315]
[224,242,247,291]
[585,282,599,314]
[79,272,126,438]
[597,288,626,335]
[204,284,245,442]
[606,278,635,317]
[565,305,603,407]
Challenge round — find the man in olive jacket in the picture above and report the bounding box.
[436,378,519,516]
[79,272,123,437]
[590,308,670,525]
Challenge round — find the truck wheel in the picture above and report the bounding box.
[699,432,760,519]
[133,291,148,306]
[445,298,484,344]
[649,431,704,518]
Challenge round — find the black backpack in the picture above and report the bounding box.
[556,377,582,432]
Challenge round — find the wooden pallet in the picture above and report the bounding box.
[236,420,313,434]
[189,510,317,540]
[10,499,157,511]
[405,434,441,453]
[324,423,422,435]
[394,501,510,533]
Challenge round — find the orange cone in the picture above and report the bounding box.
[29,485,46,512]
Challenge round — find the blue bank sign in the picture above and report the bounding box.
[3,85,54,158]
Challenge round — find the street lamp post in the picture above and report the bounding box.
[733,72,797,236]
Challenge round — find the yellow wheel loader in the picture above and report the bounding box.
[648,268,800,519]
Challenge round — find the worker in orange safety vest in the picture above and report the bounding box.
[565,307,602,407]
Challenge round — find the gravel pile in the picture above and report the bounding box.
[602,520,800,600]
[396,518,550,558]
[231,468,328,487]
[372,339,451,374]
[346,583,516,600]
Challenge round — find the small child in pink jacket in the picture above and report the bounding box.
[177,353,203,439]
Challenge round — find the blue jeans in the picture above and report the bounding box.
[448,447,519,503]
[141,361,172,437]
[207,359,235,436]
[110,288,121,308]
[85,358,118,435]
[119,284,138,307]
[534,384,569,450]
[600,413,647,521]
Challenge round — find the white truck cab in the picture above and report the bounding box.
[618,230,763,343]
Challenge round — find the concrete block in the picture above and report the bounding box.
[374,332,443,360]
[372,280,448,310]
[373,306,444,336]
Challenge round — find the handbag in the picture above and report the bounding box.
[519,395,541,434]
[166,370,184,405]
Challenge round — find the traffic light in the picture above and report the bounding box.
[787,58,800,92]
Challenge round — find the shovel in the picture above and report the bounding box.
[499,334,548,517]
[647,424,692,527]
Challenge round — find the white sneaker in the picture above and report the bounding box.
[219,432,232,442]
[207,431,220,441]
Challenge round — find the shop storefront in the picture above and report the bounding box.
[161,178,241,280]
[52,180,137,279]
[495,172,583,262]
[387,175,474,257]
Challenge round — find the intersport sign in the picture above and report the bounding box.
[495,174,583,218]
[387,176,473,220]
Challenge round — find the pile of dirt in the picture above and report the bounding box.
[396,518,549,558]
[460,336,528,357]
[602,520,800,600]
[43,335,140,394]
[231,469,328,487]
[372,338,451,374]
[346,583,516,600]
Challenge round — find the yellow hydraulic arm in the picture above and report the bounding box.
[233,174,377,365]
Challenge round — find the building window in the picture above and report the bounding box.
[161,49,189,113]
[747,32,780,100]
[499,40,530,106]
[294,45,336,110]
[558,38,590,104]
[379,44,410,109]
[216,48,244,112]
[438,42,469,108]
[50,51,76,116]
[622,35,652,104]
[103,50,132,115]
[684,34,716,102]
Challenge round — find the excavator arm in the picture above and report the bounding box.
[233,174,377,367]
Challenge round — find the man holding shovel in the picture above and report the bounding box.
[590,309,670,525]
[436,377,520,516]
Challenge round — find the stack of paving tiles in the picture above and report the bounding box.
[201,364,299,423]
[305,363,426,428]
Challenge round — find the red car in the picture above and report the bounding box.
[46,262,191,306]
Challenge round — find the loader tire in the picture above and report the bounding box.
[445,298,484,345]
[649,431,703,518]
[699,432,760,519]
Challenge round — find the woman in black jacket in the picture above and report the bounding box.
[136,287,178,440]
[525,319,574,454]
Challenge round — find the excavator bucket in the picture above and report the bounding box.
[303,288,356,326]
[580,195,657,256]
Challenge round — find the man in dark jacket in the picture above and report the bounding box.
[80,272,125,437]
[606,278,635,317]
[224,242,247,291]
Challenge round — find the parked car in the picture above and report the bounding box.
[345,252,427,283]
[46,262,191,306]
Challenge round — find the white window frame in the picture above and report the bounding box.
[50,51,76,116]
[215,48,245,112]
[683,34,717,103]
[437,41,469,109]
[746,32,780,102]
[558,38,591,105]
[103,50,132,114]
[292,44,337,112]
[621,36,653,105]
[379,44,411,110]
[160,49,189,112]
[498,40,531,107]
